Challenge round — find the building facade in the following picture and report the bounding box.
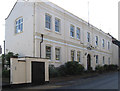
[5,0,118,70]
[0,45,2,54]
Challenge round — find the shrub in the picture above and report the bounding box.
[49,65,59,78]
[65,61,84,75]
[108,64,118,71]
[95,65,104,73]
[57,65,66,76]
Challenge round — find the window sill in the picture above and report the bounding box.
[45,28,52,31]
[55,60,61,63]
[55,31,61,35]
[14,31,23,35]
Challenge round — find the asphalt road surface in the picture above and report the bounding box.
[57,72,118,89]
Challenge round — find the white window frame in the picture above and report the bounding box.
[96,55,98,64]
[45,13,52,30]
[108,57,110,64]
[77,51,81,62]
[70,25,75,38]
[95,36,98,46]
[76,27,80,40]
[87,32,90,42]
[71,50,75,61]
[46,46,52,60]
[15,17,23,34]
[55,18,60,33]
[108,42,110,50]
[55,47,60,61]
[103,56,105,65]
[102,39,105,48]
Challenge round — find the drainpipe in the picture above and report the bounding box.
[40,34,43,58]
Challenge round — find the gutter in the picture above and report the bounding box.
[40,34,43,58]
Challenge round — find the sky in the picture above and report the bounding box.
[0,0,119,52]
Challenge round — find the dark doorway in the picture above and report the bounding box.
[32,62,45,85]
[87,54,91,70]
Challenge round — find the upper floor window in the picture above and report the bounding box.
[108,42,110,50]
[77,51,81,62]
[15,17,23,33]
[46,46,51,59]
[55,48,60,60]
[102,39,105,48]
[45,14,51,29]
[87,32,90,42]
[76,27,80,39]
[71,50,75,61]
[70,25,75,37]
[96,55,98,64]
[95,36,98,46]
[55,18,60,32]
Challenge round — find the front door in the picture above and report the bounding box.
[32,62,45,84]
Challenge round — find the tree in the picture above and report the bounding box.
[1,52,18,69]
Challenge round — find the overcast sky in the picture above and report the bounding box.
[0,0,119,51]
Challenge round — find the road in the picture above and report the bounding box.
[19,72,118,90]
[57,72,118,89]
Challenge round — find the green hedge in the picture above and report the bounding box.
[49,62,118,78]
[49,61,84,78]
[95,64,118,73]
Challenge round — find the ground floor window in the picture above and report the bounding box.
[103,56,105,65]
[96,55,98,64]
[71,50,75,61]
[77,51,81,62]
[46,46,51,59]
[55,48,60,60]
[108,57,110,64]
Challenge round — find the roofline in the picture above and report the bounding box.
[5,0,112,38]
[5,1,18,20]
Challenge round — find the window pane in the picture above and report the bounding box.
[55,48,60,60]
[55,18,60,32]
[46,46,51,59]
[71,50,75,61]
[15,18,23,33]
[77,28,80,39]
[70,25,74,37]
[77,51,80,62]
[45,14,51,29]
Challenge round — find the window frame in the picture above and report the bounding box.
[76,27,80,40]
[102,39,105,48]
[95,36,98,46]
[108,57,110,64]
[55,18,60,33]
[103,56,105,65]
[77,51,81,62]
[45,13,52,30]
[15,17,23,34]
[55,47,60,61]
[108,41,110,50]
[46,46,52,60]
[71,50,75,61]
[87,32,90,43]
[96,55,98,64]
[70,25,75,38]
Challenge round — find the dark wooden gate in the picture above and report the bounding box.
[32,62,45,84]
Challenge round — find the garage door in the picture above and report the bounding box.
[32,62,45,84]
